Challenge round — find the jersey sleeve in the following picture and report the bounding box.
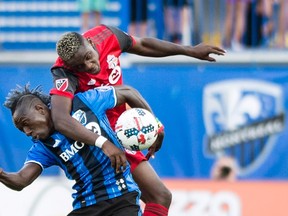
[50,67,79,99]
[25,143,58,170]
[77,86,117,114]
[106,25,135,52]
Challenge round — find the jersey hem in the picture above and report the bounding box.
[50,88,74,99]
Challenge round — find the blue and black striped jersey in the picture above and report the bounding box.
[25,86,140,210]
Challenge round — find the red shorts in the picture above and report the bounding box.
[125,149,147,172]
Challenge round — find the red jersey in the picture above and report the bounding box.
[50,25,136,129]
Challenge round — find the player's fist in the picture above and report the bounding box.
[146,118,165,160]
[102,141,127,173]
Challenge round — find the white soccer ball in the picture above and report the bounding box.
[115,108,158,151]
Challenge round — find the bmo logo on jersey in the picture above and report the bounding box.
[203,79,285,176]
[107,54,121,85]
[60,141,85,162]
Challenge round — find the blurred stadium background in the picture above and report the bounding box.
[0,0,288,215]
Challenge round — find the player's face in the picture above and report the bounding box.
[13,104,53,140]
[65,39,100,74]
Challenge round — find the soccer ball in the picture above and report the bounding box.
[115,108,158,151]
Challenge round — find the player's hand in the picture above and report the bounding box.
[101,141,127,173]
[146,118,165,160]
[146,130,164,160]
[189,43,226,62]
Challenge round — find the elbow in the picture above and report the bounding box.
[0,182,25,191]
[14,186,25,191]
[14,177,33,191]
[12,182,27,191]
[124,85,138,94]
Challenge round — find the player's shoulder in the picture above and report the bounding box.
[51,56,65,69]
[83,24,114,37]
[78,86,114,100]
[29,140,48,153]
[104,26,133,51]
[51,66,76,78]
[84,25,132,51]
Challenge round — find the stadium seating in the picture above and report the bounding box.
[0,0,128,50]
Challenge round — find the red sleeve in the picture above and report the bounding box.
[49,88,74,99]
[50,67,78,98]
[130,35,137,47]
[106,25,134,52]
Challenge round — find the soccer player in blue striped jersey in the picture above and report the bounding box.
[0,84,161,216]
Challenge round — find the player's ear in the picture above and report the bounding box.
[87,38,93,47]
[35,104,46,115]
[87,38,97,51]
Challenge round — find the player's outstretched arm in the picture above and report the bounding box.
[128,37,225,62]
[51,95,127,173]
[0,163,42,191]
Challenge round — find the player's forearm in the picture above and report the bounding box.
[127,95,152,113]
[131,37,189,57]
[53,115,99,146]
[124,86,153,113]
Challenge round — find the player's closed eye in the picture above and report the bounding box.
[76,64,85,70]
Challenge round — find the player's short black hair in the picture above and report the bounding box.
[4,83,51,115]
[56,32,84,62]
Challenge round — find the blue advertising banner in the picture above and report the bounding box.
[0,63,288,179]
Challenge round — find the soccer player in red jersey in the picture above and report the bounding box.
[50,25,225,216]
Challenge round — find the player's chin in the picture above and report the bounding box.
[38,134,49,140]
